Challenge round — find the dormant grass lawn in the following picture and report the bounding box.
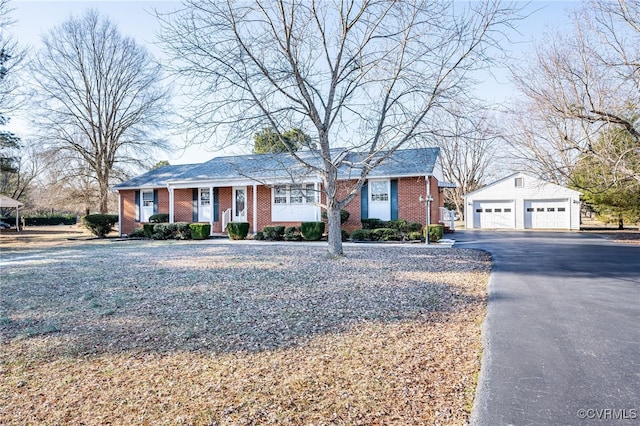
[1,233,490,425]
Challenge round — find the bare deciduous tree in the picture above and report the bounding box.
[159,0,519,255]
[1,0,26,178]
[426,106,501,220]
[509,0,639,187]
[30,10,171,213]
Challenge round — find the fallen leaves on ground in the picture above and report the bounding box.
[1,241,490,425]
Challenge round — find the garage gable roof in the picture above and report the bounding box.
[465,172,581,199]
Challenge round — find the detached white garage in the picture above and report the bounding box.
[464,173,581,230]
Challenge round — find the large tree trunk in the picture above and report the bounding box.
[326,205,343,257]
[98,179,109,214]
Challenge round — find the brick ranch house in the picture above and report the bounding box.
[112,147,454,237]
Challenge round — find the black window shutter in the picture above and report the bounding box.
[213,188,219,222]
[360,182,368,220]
[390,180,398,220]
[134,190,140,222]
[153,189,159,215]
[192,189,198,222]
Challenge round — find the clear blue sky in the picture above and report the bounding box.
[7,0,581,165]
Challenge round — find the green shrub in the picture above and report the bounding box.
[6,214,77,226]
[361,218,388,229]
[301,221,325,241]
[174,222,191,240]
[262,225,285,241]
[152,223,173,240]
[83,214,118,238]
[426,224,444,242]
[189,223,211,240]
[143,223,155,238]
[321,209,350,224]
[350,229,375,241]
[408,231,423,241]
[388,219,407,231]
[128,227,145,238]
[227,222,250,240]
[254,231,265,240]
[407,221,423,232]
[341,229,349,242]
[372,227,401,241]
[149,213,169,223]
[146,222,191,240]
[283,226,302,241]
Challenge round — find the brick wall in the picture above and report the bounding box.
[157,189,169,216]
[118,176,444,236]
[399,176,441,225]
[174,189,193,223]
[119,190,136,235]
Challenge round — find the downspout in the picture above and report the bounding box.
[117,192,122,237]
[253,183,258,234]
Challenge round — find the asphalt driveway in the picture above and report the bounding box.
[455,231,640,425]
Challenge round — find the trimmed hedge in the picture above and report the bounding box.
[151,222,191,240]
[143,223,155,238]
[128,227,145,238]
[427,224,444,242]
[227,222,250,240]
[83,214,118,238]
[361,218,422,232]
[361,218,387,230]
[4,214,77,226]
[301,221,325,241]
[350,229,375,241]
[262,225,285,241]
[350,227,423,242]
[134,223,191,240]
[284,226,302,241]
[149,213,169,223]
[189,223,211,240]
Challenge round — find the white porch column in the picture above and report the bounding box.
[168,186,174,224]
[209,186,214,236]
[252,183,258,234]
[426,176,431,225]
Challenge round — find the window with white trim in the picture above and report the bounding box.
[370,180,389,202]
[272,183,316,204]
[290,184,304,204]
[274,185,287,204]
[200,189,210,206]
[515,177,524,188]
[142,190,154,207]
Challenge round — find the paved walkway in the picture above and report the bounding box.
[453,231,640,425]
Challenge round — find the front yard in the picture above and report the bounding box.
[0,236,490,425]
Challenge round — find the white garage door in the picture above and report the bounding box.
[524,199,569,229]
[473,201,515,229]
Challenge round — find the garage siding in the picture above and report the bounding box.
[464,173,581,230]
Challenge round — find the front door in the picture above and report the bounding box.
[199,188,212,222]
[233,187,247,222]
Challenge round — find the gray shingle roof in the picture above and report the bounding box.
[113,147,440,190]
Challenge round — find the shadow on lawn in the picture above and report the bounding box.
[0,243,488,359]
